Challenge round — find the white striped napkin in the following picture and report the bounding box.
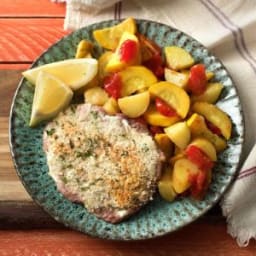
[54,0,256,247]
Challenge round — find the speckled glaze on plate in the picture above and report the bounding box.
[9,19,244,240]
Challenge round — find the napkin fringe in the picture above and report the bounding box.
[227,220,256,247]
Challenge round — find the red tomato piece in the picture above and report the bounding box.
[143,54,164,78]
[185,145,214,171]
[103,73,122,99]
[205,120,222,136]
[188,64,207,95]
[155,97,177,117]
[119,39,138,62]
[189,170,207,199]
[149,125,164,135]
[134,117,147,126]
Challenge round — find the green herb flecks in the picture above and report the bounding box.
[46,128,55,136]
[91,110,99,119]
[142,143,150,153]
[121,150,129,157]
[76,150,93,159]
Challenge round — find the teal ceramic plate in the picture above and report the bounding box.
[9,19,244,240]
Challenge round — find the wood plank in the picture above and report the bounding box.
[0,201,222,229]
[0,70,31,201]
[0,202,253,252]
[0,218,255,255]
[0,202,60,228]
[0,64,30,70]
[0,0,65,17]
[0,70,22,116]
[0,19,69,62]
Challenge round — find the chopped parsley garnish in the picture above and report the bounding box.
[61,176,68,184]
[91,111,99,119]
[76,150,93,159]
[142,143,150,153]
[121,150,129,157]
[46,128,55,136]
[70,105,76,113]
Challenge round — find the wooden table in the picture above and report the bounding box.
[0,1,255,254]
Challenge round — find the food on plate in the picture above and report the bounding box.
[164,121,191,150]
[75,39,93,58]
[22,58,98,90]
[29,71,73,127]
[102,97,120,115]
[164,68,189,89]
[119,66,157,96]
[144,104,180,127]
[158,167,177,202]
[189,137,217,161]
[43,103,163,223]
[117,91,150,118]
[149,82,190,118]
[187,113,227,152]
[192,102,232,140]
[191,83,223,103]
[187,64,207,95]
[105,32,141,72]
[164,46,194,70]
[84,86,109,106]
[93,17,137,50]
[22,17,233,221]
[154,133,173,159]
[98,51,113,81]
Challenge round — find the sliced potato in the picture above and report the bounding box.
[105,32,141,73]
[165,46,194,70]
[98,51,113,81]
[164,68,189,89]
[164,121,191,150]
[191,83,223,103]
[84,86,109,106]
[93,17,137,50]
[118,91,150,118]
[103,97,120,115]
[144,104,180,127]
[158,167,177,202]
[75,40,93,58]
[187,113,227,152]
[189,138,217,161]
[149,82,190,118]
[172,158,200,194]
[154,133,174,159]
[192,102,232,140]
[120,66,157,96]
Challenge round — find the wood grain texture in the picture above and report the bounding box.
[0,64,30,70]
[0,218,255,255]
[0,19,69,62]
[0,70,31,201]
[0,0,65,17]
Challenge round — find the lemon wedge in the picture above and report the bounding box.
[30,71,73,127]
[23,58,98,90]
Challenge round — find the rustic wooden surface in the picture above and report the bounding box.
[0,0,255,254]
